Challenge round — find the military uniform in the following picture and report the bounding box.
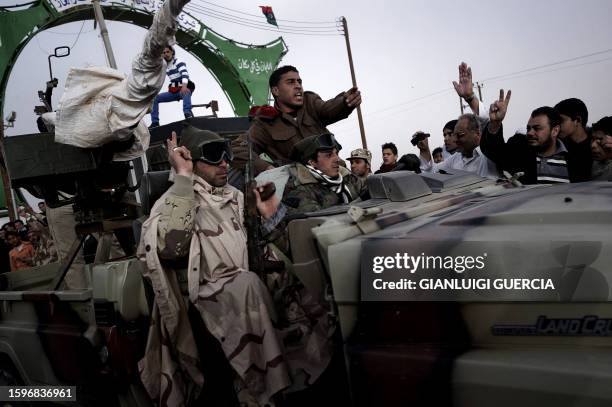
[32,234,58,266]
[232,91,354,174]
[139,127,333,405]
[267,163,366,256]
[346,147,372,182]
[284,164,365,214]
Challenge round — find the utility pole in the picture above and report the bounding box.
[92,0,145,204]
[0,115,17,221]
[92,0,117,69]
[459,82,484,115]
[475,81,484,102]
[340,16,367,149]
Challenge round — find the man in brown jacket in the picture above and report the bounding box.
[231,65,362,175]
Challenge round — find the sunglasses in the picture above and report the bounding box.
[197,140,234,165]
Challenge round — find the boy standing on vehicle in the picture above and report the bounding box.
[149,45,194,127]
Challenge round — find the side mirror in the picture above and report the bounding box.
[48,46,70,82]
[4,111,17,128]
[54,46,70,58]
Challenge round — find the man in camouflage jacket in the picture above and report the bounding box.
[231,65,362,175]
[263,133,367,257]
[138,126,332,406]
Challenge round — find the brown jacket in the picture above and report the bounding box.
[232,90,354,174]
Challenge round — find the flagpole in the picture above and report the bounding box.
[340,16,367,149]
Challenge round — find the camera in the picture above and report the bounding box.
[411,132,430,146]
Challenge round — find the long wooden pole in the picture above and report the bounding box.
[92,0,118,69]
[0,115,17,221]
[341,17,367,149]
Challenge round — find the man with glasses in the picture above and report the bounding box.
[139,125,332,405]
[419,114,499,178]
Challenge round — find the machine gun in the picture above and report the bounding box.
[4,131,139,289]
[243,131,284,275]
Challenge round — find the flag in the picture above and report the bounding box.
[259,6,278,27]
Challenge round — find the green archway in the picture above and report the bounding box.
[0,0,287,117]
[0,0,287,210]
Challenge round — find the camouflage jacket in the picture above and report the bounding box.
[137,173,246,406]
[139,174,296,405]
[267,163,366,256]
[231,91,354,174]
[283,164,365,213]
[32,235,58,266]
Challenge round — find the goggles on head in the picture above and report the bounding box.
[197,139,234,165]
[316,133,342,151]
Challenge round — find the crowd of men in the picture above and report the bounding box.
[7,0,611,402]
[0,202,57,272]
[366,62,612,183]
[7,59,610,405]
[136,58,612,405]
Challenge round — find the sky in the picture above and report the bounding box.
[3,0,612,171]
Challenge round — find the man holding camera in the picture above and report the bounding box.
[418,115,499,178]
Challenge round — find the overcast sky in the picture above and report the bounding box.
[3,0,612,170]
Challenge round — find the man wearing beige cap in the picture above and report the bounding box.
[346,147,372,181]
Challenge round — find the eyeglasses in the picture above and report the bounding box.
[197,140,234,165]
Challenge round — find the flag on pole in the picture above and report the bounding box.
[259,6,278,27]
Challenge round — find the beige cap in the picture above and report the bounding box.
[346,148,372,164]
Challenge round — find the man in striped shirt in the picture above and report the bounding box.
[481,90,571,184]
[150,46,193,127]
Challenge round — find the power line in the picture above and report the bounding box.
[44,27,96,35]
[68,20,87,50]
[481,48,612,83]
[336,50,612,132]
[192,0,336,24]
[334,55,612,138]
[186,4,339,32]
[188,3,338,29]
[185,5,340,34]
[185,5,341,37]
[34,34,52,56]
[487,56,612,85]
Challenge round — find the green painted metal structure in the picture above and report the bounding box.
[0,0,287,209]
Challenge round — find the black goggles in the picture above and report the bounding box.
[317,133,342,150]
[197,140,234,165]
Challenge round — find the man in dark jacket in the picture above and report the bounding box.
[554,98,592,182]
[231,65,361,175]
[375,142,399,173]
[481,90,573,184]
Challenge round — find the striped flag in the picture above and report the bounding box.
[259,6,278,27]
